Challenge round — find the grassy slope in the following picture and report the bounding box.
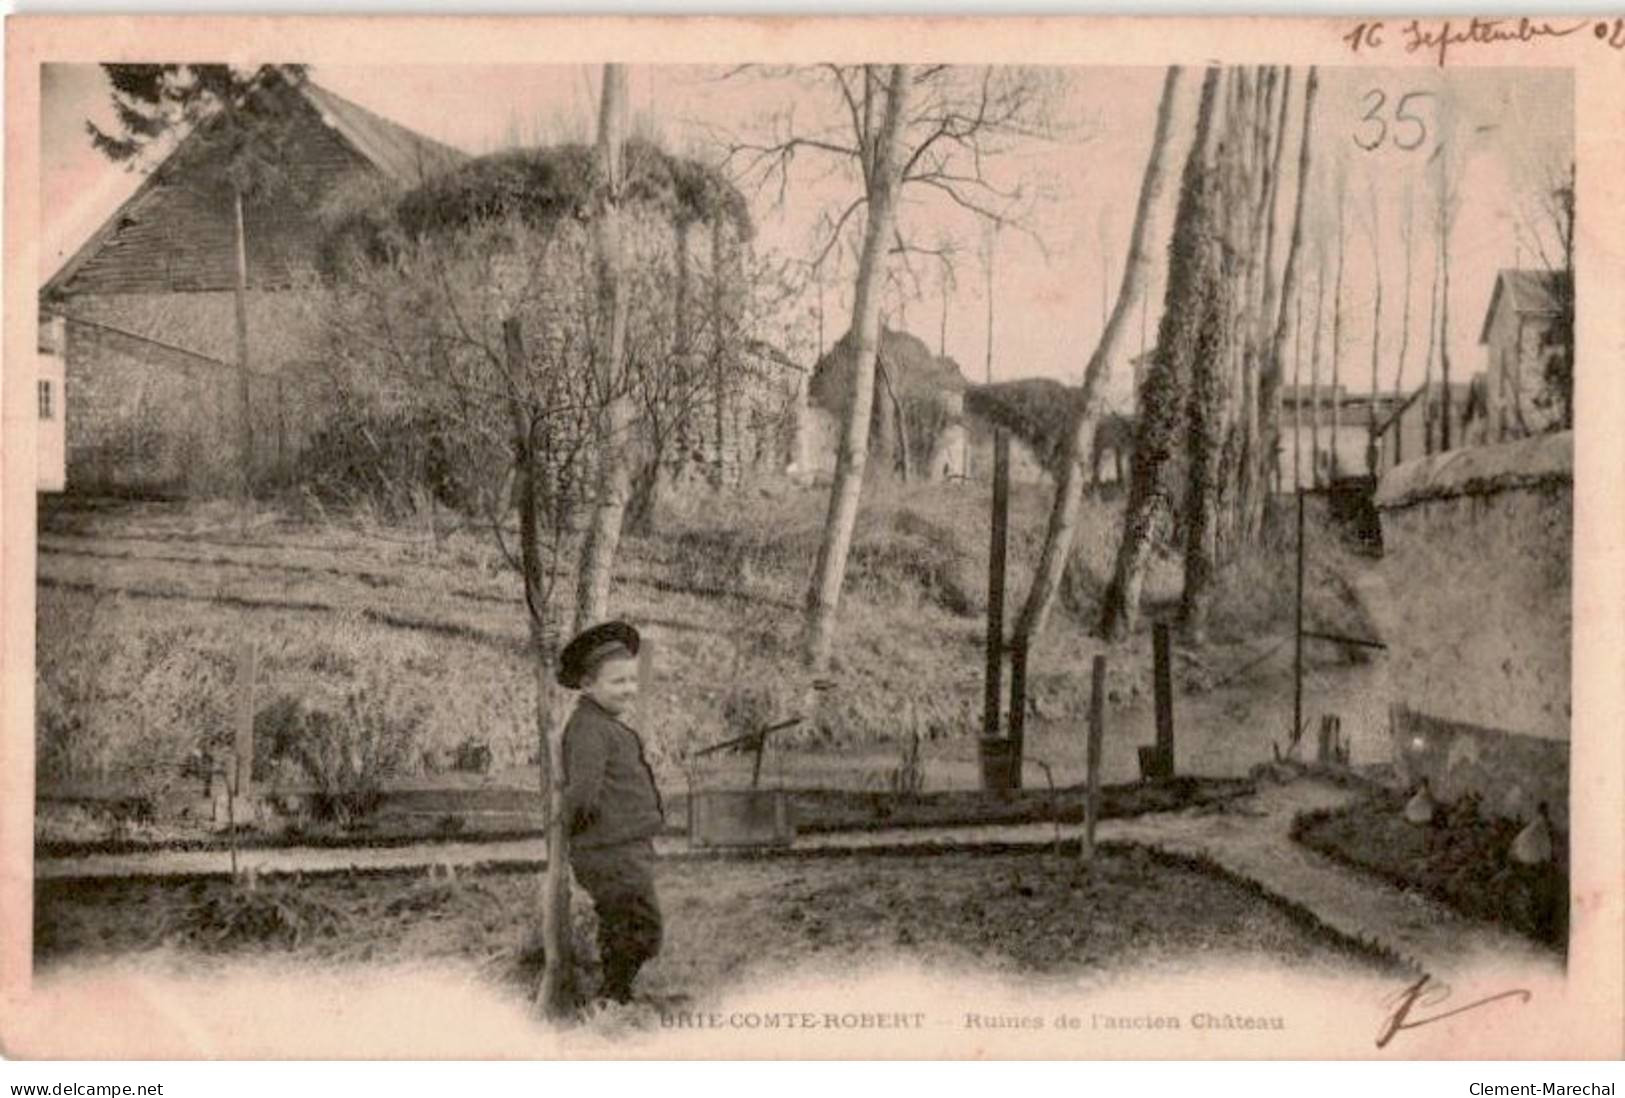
[35,482,1377,806]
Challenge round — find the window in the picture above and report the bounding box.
[38,379,53,420]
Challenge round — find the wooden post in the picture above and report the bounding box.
[1316,714,1333,765]
[1152,621,1174,778]
[234,642,256,809]
[983,430,1010,742]
[1293,488,1306,752]
[1081,654,1106,862]
[1007,635,1026,792]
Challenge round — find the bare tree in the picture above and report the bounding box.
[574,65,634,633]
[1422,206,1442,454]
[1257,68,1319,523]
[1328,169,1347,479]
[801,64,913,671]
[1235,65,1293,540]
[1309,243,1327,487]
[721,64,1060,670]
[1426,132,1465,453]
[1392,184,1416,463]
[1362,180,1383,473]
[1012,66,1184,646]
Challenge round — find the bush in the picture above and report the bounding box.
[36,589,237,795]
[257,674,426,826]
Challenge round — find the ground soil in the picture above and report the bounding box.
[1292,791,1568,950]
[35,843,1398,1007]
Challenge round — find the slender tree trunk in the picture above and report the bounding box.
[507,321,574,1019]
[1394,197,1414,464]
[574,63,632,634]
[1100,67,1222,641]
[1292,278,1304,491]
[710,216,732,490]
[671,217,694,487]
[1367,240,1383,475]
[1330,195,1345,480]
[873,332,898,477]
[1013,66,1183,646]
[1440,227,1453,451]
[1236,66,1290,540]
[984,226,996,385]
[1310,260,1326,488]
[1259,68,1317,523]
[1423,230,1441,454]
[804,64,913,672]
[232,187,254,502]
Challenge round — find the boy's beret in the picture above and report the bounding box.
[558,620,641,689]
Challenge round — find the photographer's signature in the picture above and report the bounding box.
[1376,973,1532,1049]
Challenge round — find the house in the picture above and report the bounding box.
[40,70,465,494]
[801,328,1051,485]
[1479,268,1571,439]
[1372,378,1486,473]
[35,315,67,492]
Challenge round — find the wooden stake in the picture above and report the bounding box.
[983,430,1010,745]
[234,642,256,805]
[1293,487,1306,753]
[1152,621,1174,777]
[1007,636,1027,792]
[1082,654,1106,862]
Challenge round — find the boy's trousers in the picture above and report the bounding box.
[570,837,662,1000]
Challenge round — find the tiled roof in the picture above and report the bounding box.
[300,81,465,185]
[43,75,466,300]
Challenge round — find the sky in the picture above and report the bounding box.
[40,62,1572,407]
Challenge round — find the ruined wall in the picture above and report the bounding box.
[1373,432,1572,825]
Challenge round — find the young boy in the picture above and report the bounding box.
[557,620,665,1004]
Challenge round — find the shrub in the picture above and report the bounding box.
[259,674,426,826]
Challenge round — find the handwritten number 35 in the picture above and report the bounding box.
[1355,89,1433,152]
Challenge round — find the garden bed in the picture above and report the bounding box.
[1291,791,1567,950]
[36,776,1255,858]
[35,841,1401,1004]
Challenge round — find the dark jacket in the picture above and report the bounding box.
[562,698,665,849]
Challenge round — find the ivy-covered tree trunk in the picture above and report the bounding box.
[1099,67,1223,642]
[1180,71,1245,640]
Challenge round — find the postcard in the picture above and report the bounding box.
[3,12,1621,1059]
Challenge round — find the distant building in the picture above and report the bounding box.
[801,327,1052,485]
[39,71,465,494]
[35,315,67,492]
[1371,379,1486,472]
[1276,385,1404,489]
[1479,268,1571,439]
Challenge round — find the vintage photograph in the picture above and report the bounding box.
[4,17,1613,1059]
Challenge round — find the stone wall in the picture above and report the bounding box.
[1372,432,1572,825]
[55,291,326,495]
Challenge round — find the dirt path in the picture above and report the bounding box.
[36,775,1553,980]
